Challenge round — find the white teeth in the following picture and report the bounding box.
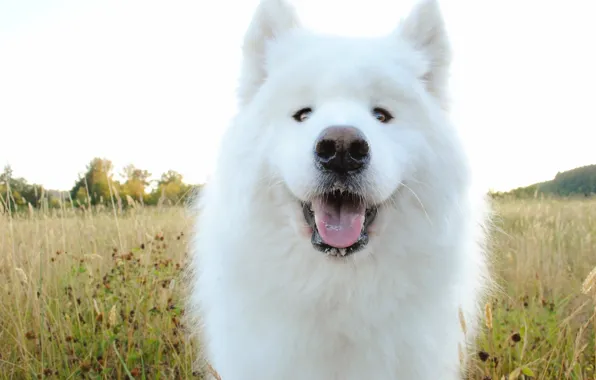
[331,184,347,192]
[324,248,348,257]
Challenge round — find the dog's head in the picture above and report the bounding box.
[237,0,466,257]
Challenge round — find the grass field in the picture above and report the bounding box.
[1,198,596,379]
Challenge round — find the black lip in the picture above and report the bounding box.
[301,192,378,257]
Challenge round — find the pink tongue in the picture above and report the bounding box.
[312,197,366,249]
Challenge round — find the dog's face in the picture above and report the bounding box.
[238,0,458,257]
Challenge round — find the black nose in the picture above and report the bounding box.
[314,126,370,174]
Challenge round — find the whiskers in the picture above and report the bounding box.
[258,168,433,228]
[398,181,433,226]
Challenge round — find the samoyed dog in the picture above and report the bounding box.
[188,0,490,378]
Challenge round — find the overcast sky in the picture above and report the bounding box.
[1,0,594,192]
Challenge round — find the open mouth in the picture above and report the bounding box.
[301,190,378,257]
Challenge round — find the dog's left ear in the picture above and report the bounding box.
[238,0,301,106]
[395,0,451,105]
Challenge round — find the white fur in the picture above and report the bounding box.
[187,0,491,379]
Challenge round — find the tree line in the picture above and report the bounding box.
[0,158,201,212]
[4,158,594,212]
[490,164,596,200]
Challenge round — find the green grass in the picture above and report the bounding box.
[1,198,596,379]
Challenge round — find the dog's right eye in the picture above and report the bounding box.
[293,108,312,122]
[372,107,393,123]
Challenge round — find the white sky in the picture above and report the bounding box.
[0,0,594,192]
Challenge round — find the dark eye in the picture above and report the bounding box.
[372,107,393,123]
[293,107,312,122]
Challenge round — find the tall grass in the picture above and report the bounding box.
[473,198,596,379]
[1,197,596,378]
[0,203,199,379]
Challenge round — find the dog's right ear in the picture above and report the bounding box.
[237,0,300,106]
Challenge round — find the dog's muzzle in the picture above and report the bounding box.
[301,190,377,257]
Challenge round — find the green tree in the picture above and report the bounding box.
[0,164,14,184]
[0,165,19,211]
[0,165,45,210]
[148,170,191,205]
[70,158,118,206]
[120,164,152,203]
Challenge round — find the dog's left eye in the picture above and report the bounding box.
[293,108,312,122]
[372,107,393,123]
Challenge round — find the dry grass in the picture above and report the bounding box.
[1,198,596,379]
[0,204,199,379]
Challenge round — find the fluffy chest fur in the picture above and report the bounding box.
[191,183,484,380]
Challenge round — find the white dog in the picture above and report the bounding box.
[188,0,491,378]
